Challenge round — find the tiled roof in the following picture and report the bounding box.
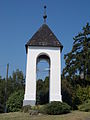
[26,24,63,52]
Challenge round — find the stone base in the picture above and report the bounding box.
[23,100,35,106]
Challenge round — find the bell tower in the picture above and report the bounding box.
[23,6,63,106]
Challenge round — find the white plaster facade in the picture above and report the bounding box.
[23,46,62,106]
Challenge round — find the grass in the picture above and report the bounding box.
[0,111,90,120]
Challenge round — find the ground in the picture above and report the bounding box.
[0,111,90,120]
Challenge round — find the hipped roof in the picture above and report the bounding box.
[26,24,63,53]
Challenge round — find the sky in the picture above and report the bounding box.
[0,0,90,79]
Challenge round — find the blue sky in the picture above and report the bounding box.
[0,0,90,78]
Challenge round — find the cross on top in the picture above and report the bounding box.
[43,5,47,23]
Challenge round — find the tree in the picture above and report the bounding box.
[63,23,90,87]
[0,69,25,113]
[61,79,73,107]
[6,90,24,112]
[12,69,25,90]
[44,76,49,92]
[36,79,44,92]
[0,78,5,113]
[36,76,49,105]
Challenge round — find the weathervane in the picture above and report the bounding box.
[43,5,47,23]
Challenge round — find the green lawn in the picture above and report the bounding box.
[0,111,90,120]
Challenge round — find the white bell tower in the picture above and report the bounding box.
[23,6,63,106]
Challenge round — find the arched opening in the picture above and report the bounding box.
[36,54,50,105]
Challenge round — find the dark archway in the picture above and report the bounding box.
[36,54,50,105]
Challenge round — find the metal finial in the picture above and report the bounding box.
[43,5,47,23]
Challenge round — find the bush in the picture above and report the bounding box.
[7,90,24,112]
[76,86,90,104]
[39,101,71,115]
[78,99,90,112]
[22,105,31,113]
[70,86,90,110]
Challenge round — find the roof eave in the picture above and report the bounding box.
[25,44,63,54]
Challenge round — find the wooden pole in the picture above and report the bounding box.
[5,63,9,113]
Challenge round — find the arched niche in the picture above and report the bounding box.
[36,54,50,105]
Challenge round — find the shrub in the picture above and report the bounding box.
[7,90,24,112]
[22,105,31,113]
[71,86,90,110]
[76,86,90,104]
[39,101,71,115]
[78,99,90,112]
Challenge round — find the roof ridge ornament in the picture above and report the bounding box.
[43,5,47,24]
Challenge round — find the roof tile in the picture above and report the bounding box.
[26,24,63,52]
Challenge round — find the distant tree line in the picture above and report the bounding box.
[36,76,49,105]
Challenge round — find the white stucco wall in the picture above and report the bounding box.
[24,46,62,104]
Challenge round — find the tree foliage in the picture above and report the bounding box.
[0,69,25,113]
[78,99,90,112]
[6,90,24,112]
[62,23,90,109]
[0,78,5,112]
[75,85,90,104]
[63,23,90,86]
[61,79,74,107]
[36,77,49,105]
